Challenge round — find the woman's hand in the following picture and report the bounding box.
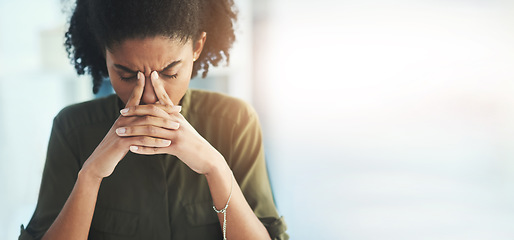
[81,72,181,179]
[117,71,226,175]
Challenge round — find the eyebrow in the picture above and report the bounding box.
[160,60,182,72]
[114,64,137,74]
[114,60,183,74]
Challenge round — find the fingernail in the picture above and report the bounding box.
[163,140,171,146]
[151,71,158,80]
[170,122,180,129]
[172,105,182,113]
[137,71,142,80]
[120,108,129,114]
[116,128,126,135]
[130,146,139,151]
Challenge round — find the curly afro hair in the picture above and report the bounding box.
[64,0,237,94]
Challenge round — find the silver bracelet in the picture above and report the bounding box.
[213,171,234,240]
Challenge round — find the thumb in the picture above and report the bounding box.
[125,72,145,108]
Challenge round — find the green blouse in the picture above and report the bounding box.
[19,89,288,240]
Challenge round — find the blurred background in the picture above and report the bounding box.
[2,0,514,239]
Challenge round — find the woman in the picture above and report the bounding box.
[19,0,287,239]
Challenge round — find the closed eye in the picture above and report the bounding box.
[120,75,137,82]
[160,73,178,79]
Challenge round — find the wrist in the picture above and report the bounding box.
[78,166,104,184]
[204,151,229,178]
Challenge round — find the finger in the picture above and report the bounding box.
[116,124,179,139]
[154,104,182,114]
[118,115,180,131]
[130,145,172,155]
[120,104,172,119]
[124,136,171,148]
[153,100,182,113]
[151,71,174,106]
[125,72,145,108]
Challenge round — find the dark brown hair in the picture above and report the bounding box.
[65,0,237,93]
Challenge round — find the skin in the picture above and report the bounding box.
[106,35,196,106]
[42,35,270,239]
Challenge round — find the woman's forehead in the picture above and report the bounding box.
[106,37,191,72]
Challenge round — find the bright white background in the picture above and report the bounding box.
[2,0,514,239]
[257,0,514,239]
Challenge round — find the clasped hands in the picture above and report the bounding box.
[115,71,183,155]
[84,71,221,179]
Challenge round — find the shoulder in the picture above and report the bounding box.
[187,89,258,125]
[54,94,119,132]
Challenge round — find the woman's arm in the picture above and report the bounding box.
[42,169,102,240]
[122,73,272,239]
[126,117,272,240]
[41,119,133,240]
[41,73,179,239]
[206,159,272,240]
[41,77,146,240]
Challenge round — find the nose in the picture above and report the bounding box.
[141,73,157,104]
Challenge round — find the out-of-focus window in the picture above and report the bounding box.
[0,1,92,239]
[255,0,514,239]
